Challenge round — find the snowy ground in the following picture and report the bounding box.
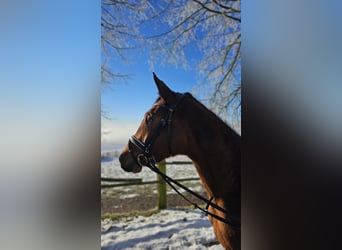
[101,151,200,184]
[101,152,206,214]
[101,209,224,250]
[101,147,221,249]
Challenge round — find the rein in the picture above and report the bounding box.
[145,161,240,229]
[128,93,240,229]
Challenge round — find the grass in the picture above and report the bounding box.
[101,208,160,220]
[101,178,206,218]
[101,203,206,221]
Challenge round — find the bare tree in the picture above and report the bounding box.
[101,1,150,118]
[141,0,240,127]
[101,0,149,85]
[101,0,241,129]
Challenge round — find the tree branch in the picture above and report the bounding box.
[213,0,240,13]
[193,0,241,22]
[145,6,203,39]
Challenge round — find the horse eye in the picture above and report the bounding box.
[145,114,153,125]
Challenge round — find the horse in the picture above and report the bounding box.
[119,73,241,250]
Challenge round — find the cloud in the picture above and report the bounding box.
[101,119,140,146]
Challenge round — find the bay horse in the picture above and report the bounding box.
[119,73,240,250]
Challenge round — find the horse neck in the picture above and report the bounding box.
[181,101,241,201]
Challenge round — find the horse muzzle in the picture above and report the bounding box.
[119,151,142,173]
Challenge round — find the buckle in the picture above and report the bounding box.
[137,154,149,166]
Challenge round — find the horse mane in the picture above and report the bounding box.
[186,93,240,137]
[155,92,239,138]
[185,93,241,192]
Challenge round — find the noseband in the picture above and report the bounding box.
[128,93,189,167]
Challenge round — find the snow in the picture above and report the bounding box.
[101,209,224,250]
[101,155,201,183]
[120,193,139,199]
[101,153,218,249]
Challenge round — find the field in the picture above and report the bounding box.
[101,150,223,249]
[101,209,223,250]
[101,153,206,215]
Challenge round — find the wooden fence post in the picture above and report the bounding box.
[157,160,167,209]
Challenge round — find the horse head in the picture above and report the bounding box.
[119,73,188,173]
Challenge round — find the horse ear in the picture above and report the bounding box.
[153,72,176,104]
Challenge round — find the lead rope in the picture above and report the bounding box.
[146,162,240,230]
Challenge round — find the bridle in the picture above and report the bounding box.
[127,93,240,229]
[128,92,188,167]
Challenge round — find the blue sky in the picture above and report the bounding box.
[101,63,199,122]
[0,0,205,150]
[101,9,204,148]
[1,0,100,155]
[101,53,200,148]
[1,0,99,113]
[0,0,238,150]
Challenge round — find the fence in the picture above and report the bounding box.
[101,160,199,209]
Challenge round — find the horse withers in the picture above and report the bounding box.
[119,73,240,250]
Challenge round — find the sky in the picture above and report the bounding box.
[1,0,340,152]
[1,0,99,153]
[101,13,204,149]
[101,59,200,149]
[1,0,99,122]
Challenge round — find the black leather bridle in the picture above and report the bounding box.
[128,93,188,167]
[127,92,240,229]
